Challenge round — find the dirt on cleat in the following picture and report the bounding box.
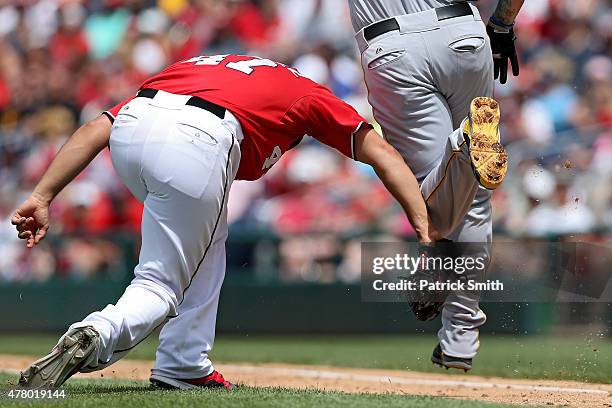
[466,97,508,190]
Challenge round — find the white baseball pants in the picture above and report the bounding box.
[66,91,242,379]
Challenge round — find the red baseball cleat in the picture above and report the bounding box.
[150,370,235,390]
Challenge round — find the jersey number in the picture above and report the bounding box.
[262,146,282,170]
[183,55,301,77]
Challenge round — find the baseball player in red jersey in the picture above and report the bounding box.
[12,54,441,390]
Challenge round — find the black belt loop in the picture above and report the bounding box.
[363,18,399,42]
[435,2,472,21]
[136,88,158,99]
[363,2,473,42]
[136,88,226,120]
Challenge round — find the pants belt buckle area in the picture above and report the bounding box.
[137,89,226,120]
[363,2,473,42]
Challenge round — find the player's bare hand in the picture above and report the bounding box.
[417,216,442,244]
[11,193,51,248]
[427,217,442,242]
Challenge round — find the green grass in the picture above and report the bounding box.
[0,374,520,408]
[1,334,610,383]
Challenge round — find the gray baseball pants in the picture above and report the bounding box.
[356,3,494,358]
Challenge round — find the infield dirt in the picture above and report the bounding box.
[1,354,611,407]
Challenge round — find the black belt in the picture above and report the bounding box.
[363,2,473,42]
[136,88,226,120]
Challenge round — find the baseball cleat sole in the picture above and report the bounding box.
[465,97,507,190]
[18,327,99,389]
[150,375,205,390]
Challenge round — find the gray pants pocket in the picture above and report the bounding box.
[449,36,486,52]
[367,50,406,70]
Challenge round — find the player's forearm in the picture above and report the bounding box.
[492,0,525,25]
[354,128,431,242]
[32,115,112,204]
[374,155,430,241]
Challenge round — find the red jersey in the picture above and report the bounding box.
[105,54,370,180]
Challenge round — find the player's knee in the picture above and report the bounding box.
[128,277,179,315]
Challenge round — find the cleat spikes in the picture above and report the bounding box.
[465,97,507,190]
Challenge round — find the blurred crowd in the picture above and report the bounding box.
[0,0,610,283]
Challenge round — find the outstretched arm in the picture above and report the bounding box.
[291,85,438,242]
[11,115,112,247]
[353,127,439,243]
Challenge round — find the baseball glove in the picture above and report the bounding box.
[403,239,454,321]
